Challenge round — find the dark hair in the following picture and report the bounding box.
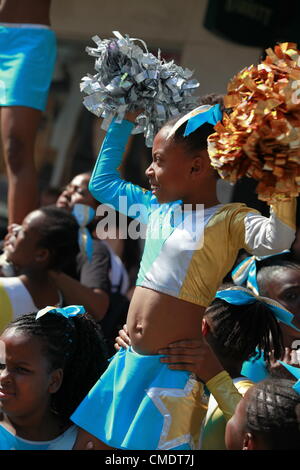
[36,206,79,271]
[246,378,300,450]
[198,93,225,109]
[163,93,225,154]
[39,186,61,201]
[7,312,109,423]
[256,253,300,296]
[205,290,284,362]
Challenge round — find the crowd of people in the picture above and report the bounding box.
[0,0,300,452]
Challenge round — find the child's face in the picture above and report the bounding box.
[0,328,60,421]
[145,127,199,203]
[263,267,300,341]
[225,388,253,450]
[56,174,96,211]
[5,210,46,269]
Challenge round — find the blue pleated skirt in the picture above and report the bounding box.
[71,347,209,450]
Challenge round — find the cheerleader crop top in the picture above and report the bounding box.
[89,119,296,307]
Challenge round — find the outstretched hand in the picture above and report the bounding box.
[158,338,224,383]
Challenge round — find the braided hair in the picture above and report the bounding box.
[6,312,109,424]
[205,292,284,362]
[162,93,225,155]
[246,378,300,450]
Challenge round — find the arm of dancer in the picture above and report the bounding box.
[89,116,155,225]
[206,372,253,422]
[232,199,297,257]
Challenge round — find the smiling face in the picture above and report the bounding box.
[259,267,300,344]
[56,173,97,211]
[0,328,61,422]
[145,126,202,204]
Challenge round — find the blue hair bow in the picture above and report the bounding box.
[36,305,86,320]
[166,104,222,140]
[231,250,290,296]
[184,104,223,137]
[215,286,300,332]
[278,361,300,394]
[72,203,95,262]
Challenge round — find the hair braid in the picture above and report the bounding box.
[246,378,300,450]
[54,313,108,422]
[206,296,284,362]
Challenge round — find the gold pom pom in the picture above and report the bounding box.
[208,43,300,204]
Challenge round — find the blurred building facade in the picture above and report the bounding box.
[0,0,263,224]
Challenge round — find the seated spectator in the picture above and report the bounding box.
[56,172,130,294]
[0,206,78,333]
[56,172,131,352]
[54,173,111,321]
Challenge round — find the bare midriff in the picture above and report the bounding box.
[126,286,206,355]
[0,0,51,25]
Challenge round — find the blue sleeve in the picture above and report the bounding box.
[89,119,155,224]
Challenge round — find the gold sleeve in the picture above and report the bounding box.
[229,200,296,257]
[270,199,297,230]
[206,371,253,422]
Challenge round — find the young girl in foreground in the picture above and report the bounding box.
[71,104,296,450]
[0,306,108,450]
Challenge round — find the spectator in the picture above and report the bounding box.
[0,206,78,332]
[56,172,131,352]
[0,306,108,449]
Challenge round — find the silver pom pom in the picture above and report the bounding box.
[81,31,200,147]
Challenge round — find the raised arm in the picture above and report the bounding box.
[89,118,155,224]
[231,199,296,257]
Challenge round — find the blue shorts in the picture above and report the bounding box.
[0,24,57,111]
[71,347,209,450]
